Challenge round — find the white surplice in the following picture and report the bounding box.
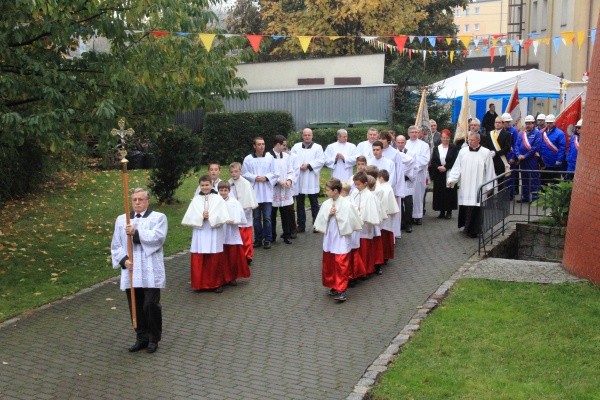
[447,146,496,206]
[229,176,258,229]
[269,149,295,207]
[111,211,168,290]
[223,197,247,245]
[405,138,431,218]
[290,142,325,194]
[242,153,278,203]
[324,141,358,181]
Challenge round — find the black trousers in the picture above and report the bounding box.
[126,288,162,343]
[296,193,320,230]
[402,195,413,229]
[272,204,293,240]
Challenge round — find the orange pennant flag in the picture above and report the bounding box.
[393,35,408,51]
[561,32,576,45]
[297,36,313,53]
[576,31,585,48]
[246,34,263,53]
[198,34,216,52]
[490,47,496,63]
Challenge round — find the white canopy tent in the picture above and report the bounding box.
[430,69,570,123]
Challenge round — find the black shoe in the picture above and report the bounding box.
[437,212,445,219]
[253,239,263,248]
[284,238,292,244]
[214,286,223,293]
[146,342,158,354]
[405,226,413,233]
[229,280,238,286]
[348,279,357,288]
[247,258,252,265]
[263,241,271,249]
[312,228,318,233]
[445,212,452,219]
[297,227,305,233]
[327,288,337,296]
[334,291,348,302]
[129,339,149,352]
[414,218,422,225]
[375,265,383,275]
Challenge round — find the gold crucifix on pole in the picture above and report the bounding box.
[111,118,137,329]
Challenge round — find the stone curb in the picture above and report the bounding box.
[346,256,481,400]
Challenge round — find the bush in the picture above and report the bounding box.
[201,111,294,164]
[148,125,202,204]
[0,140,54,205]
[533,181,573,227]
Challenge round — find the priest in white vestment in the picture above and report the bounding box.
[324,129,357,181]
[404,125,431,224]
[447,133,496,238]
[355,127,379,159]
[111,188,167,353]
[290,128,325,232]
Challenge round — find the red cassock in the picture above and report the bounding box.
[358,238,377,275]
[381,229,394,261]
[239,226,254,261]
[322,252,351,292]
[371,235,384,268]
[190,253,225,290]
[223,244,250,283]
[350,248,366,279]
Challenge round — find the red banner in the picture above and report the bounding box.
[556,94,582,152]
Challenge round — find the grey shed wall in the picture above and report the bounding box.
[222,84,396,131]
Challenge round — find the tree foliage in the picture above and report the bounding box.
[258,0,431,58]
[224,0,264,34]
[0,0,247,153]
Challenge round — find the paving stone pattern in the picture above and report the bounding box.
[0,206,479,400]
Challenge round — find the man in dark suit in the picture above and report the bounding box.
[480,116,513,185]
[482,103,498,134]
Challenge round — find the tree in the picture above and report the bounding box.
[0,0,247,155]
[224,0,263,34]
[259,0,431,58]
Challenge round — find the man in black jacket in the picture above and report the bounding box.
[481,103,498,134]
[480,116,512,185]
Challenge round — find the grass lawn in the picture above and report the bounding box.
[0,168,204,322]
[369,279,600,400]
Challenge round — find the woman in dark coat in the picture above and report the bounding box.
[429,129,459,219]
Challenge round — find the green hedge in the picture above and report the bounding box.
[201,111,295,164]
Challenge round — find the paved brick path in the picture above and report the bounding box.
[0,204,479,400]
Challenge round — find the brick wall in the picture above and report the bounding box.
[563,14,600,284]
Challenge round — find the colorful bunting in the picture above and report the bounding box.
[393,35,408,51]
[246,34,263,53]
[198,33,215,52]
[297,36,313,53]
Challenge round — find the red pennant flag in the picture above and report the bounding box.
[246,34,263,53]
[524,39,532,53]
[150,31,170,37]
[505,81,523,131]
[490,47,496,63]
[556,94,582,152]
[393,35,408,52]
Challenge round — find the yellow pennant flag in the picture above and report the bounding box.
[576,31,585,48]
[449,51,455,63]
[328,36,343,41]
[506,44,512,61]
[297,36,313,53]
[198,34,216,52]
[446,37,453,46]
[561,32,575,45]
[458,35,471,48]
[542,38,550,45]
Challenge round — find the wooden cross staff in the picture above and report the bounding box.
[111,118,137,329]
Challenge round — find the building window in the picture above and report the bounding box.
[465,24,470,33]
[465,7,470,16]
[561,0,569,27]
[541,0,548,31]
[474,23,480,31]
[475,7,480,14]
[298,78,324,85]
[531,1,538,32]
[334,77,361,85]
[454,8,461,17]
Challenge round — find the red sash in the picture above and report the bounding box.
[521,131,531,151]
[542,131,558,153]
